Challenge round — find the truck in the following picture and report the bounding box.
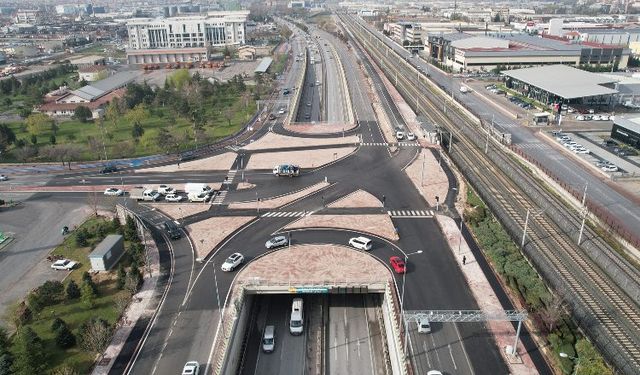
[184,183,213,195]
[129,187,161,201]
[273,164,300,177]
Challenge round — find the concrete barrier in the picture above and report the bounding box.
[329,41,355,124]
[219,291,252,375]
[285,39,307,127]
[382,281,408,375]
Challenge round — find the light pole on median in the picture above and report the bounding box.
[401,250,424,355]
[559,352,580,375]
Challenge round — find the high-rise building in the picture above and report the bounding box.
[126,11,249,64]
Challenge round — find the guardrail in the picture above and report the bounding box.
[285,38,308,127]
[328,40,355,124]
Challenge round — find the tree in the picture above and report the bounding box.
[73,106,92,123]
[8,301,32,328]
[51,317,66,332]
[82,272,98,294]
[223,106,234,127]
[30,134,37,145]
[0,327,13,375]
[25,113,52,136]
[0,124,16,153]
[66,280,81,300]
[36,280,64,306]
[50,366,79,375]
[124,216,138,241]
[125,266,143,295]
[493,13,502,22]
[75,228,88,247]
[12,327,48,374]
[81,281,97,308]
[116,265,127,290]
[78,318,111,353]
[49,134,56,145]
[132,123,144,139]
[169,69,191,90]
[54,324,76,349]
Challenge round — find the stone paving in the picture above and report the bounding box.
[284,214,399,242]
[135,152,238,173]
[147,202,212,221]
[242,132,358,151]
[245,147,356,169]
[228,181,329,209]
[404,150,449,208]
[326,189,383,208]
[185,216,256,259]
[237,243,391,285]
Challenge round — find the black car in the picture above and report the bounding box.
[179,152,196,162]
[163,220,182,240]
[99,164,118,174]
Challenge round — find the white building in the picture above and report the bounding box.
[55,4,78,15]
[14,9,40,23]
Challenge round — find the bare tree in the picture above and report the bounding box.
[114,294,130,315]
[537,293,565,333]
[79,318,111,353]
[86,188,102,217]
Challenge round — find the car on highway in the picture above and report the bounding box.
[51,259,77,271]
[182,361,200,375]
[304,113,311,119]
[395,131,405,140]
[221,252,244,271]
[306,101,311,107]
[602,164,619,172]
[165,193,183,202]
[268,113,277,120]
[278,108,286,115]
[262,325,276,353]
[0,174,8,181]
[99,164,118,174]
[265,235,288,249]
[426,371,442,375]
[163,220,182,240]
[389,256,406,274]
[417,317,431,333]
[406,132,416,141]
[103,187,124,196]
[349,236,372,251]
[158,185,176,195]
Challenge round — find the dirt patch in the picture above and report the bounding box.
[136,152,237,173]
[284,214,399,242]
[405,150,449,207]
[246,147,355,169]
[147,203,211,220]
[242,132,358,151]
[185,216,255,259]
[327,189,382,208]
[228,181,329,209]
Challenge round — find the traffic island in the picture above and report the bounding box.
[326,189,383,208]
[184,216,256,259]
[245,147,356,170]
[228,181,330,209]
[135,152,238,172]
[284,214,399,242]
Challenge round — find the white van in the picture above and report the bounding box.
[349,236,373,251]
[290,298,304,335]
[262,325,275,353]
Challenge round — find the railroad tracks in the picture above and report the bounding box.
[341,14,640,374]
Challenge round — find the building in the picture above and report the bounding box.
[55,4,78,15]
[89,235,125,271]
[78,65,110,82]
[69,55,106,68]
[611,116,640,148]
[14,9,40,24]
[254,57,273,74]
[502,65,618,107]
[38,71,137,117]
[126,11,249,64]
[426,32,630,72]
[238,45,256,60]
[386,22,422,45]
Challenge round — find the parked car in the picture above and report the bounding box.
[600,115,610,121]
[596,160,612,168]
[573,147,590,154]
[182,361,200,375]
[406,132,416,141]
[575,115,585,121]
[602,164,619,172]
[349,236,372,251]
[51,259,77,271]
[221,252,245,271]
[591,115,602,121]
[104,187,124,196]
[265,235,288,249]
[165,193,183,202]
[0,174,8,181]
[158,185,176,195]
[389,256,406,274]
[395,131,405,140]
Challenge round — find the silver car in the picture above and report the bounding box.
[265,235,288,249]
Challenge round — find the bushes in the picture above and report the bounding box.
[27,280,65,312]
[66,280,80,300]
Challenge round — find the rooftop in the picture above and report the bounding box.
[69,55,105,65]
[254,57,273,73]
[89,235,123,258]
[502,65,618,99]
[614,116,640,134]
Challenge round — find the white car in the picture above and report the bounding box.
[182,361,200,375]
[573,147,590,154]
[600,115,610,121]
[406,132,416,141]
[0,174,8,181]
[51,259,77,271]
[427,371,443,375]
[158,185,176,195]
[265,235,288,249]
[104,187,124,196]
[602,165,619,172]
[221,252,245,272]
[575,115,585,121]
[349,236,373,251]
[417,317,431,333]
[278,108,286,115]
[591,115,602,121]
[395,131,405,140]
[563,141,578,148]
[165,193,183,202]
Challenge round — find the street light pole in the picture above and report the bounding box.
[521,208,530,248]
[401,250,423,355]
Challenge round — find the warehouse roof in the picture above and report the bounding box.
[502,65,618,99]
[254,57,273,73]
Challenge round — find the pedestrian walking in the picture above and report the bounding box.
[462,256,467,265]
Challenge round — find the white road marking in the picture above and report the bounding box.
[448,343,458,370]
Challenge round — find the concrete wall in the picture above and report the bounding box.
[221,293,253,375]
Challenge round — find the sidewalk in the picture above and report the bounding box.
[437,214,539,375]
[92,216,161,375]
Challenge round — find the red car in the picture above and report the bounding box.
[389,256,406,274]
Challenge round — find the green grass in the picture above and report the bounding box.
[271,54,289,75]
[4,98,257,162]
[11,216,132,373]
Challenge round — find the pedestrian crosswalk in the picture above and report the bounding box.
[211,190,227,205]
[388,210,434,218]
[360,142,420,147]
[224,169,238,184]
[261,211,312,218]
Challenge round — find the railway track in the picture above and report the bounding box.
[341,13,640,374]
